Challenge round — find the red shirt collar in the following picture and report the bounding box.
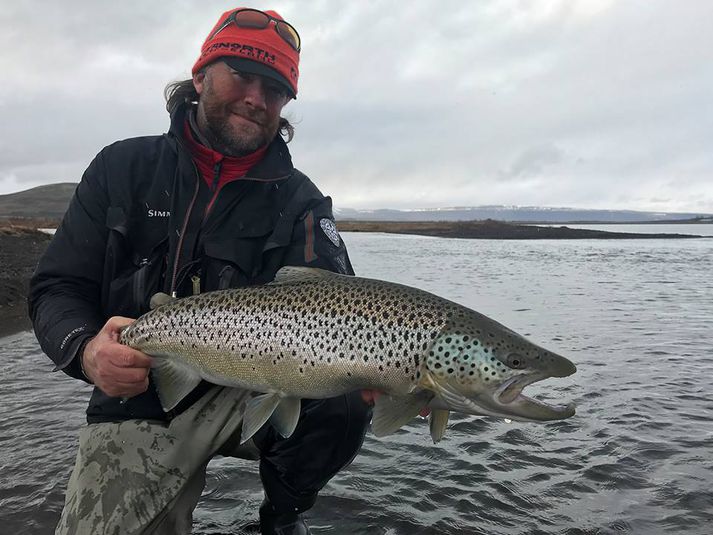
[182,119,268,191]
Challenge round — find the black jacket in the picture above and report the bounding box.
[28,102,353,423]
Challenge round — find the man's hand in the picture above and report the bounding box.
[360,389,431,417]
[81,316,152,399]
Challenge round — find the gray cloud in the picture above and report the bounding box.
[1,0,712,212]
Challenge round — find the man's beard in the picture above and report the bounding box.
[197,88,279,157]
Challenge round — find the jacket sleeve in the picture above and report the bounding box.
[282,195,355,276]
[28,150,111,381]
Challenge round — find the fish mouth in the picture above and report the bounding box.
[494,372,575,421]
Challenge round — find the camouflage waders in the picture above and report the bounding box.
[55,386,371,534]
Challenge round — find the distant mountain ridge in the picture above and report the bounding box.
[334,206,713,223]
[1,183,711,223]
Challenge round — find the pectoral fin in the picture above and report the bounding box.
[420,369,475,414]
[151,359,203,412]
[241,393,282,444]
[270,397,302,438]
[371,391,432,437]
[429,409,450,443]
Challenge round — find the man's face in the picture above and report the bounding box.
[193,61,290,156]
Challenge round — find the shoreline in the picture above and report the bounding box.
[0,227,52,338]
[336,219,704,239]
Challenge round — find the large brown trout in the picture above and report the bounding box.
[120,267,576,443]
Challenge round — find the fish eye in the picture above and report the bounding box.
[507,354,526,369]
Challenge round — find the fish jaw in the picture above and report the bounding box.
[487,343,577,420]
[426,369,576,422]
[492,371,576,421]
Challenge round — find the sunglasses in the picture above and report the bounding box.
[208,8,301,52]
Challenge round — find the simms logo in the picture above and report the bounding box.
[148,209,170,218]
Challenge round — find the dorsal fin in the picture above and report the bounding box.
[270,266,342,286]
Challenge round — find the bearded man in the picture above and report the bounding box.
[29,8,371,535]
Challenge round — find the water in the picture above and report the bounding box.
[2,232,712,534]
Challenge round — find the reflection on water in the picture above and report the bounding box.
[2,233,712,534]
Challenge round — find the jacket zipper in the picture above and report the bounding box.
[169,141,292,297]
[134,257,149,309]
[169,158,201,297]
[205,161,223,216]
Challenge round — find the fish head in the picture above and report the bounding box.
[423,312,577,422]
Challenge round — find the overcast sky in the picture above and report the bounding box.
[1,0,712,212]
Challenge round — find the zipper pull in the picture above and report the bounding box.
[191,274,201,295]
[211,161,222,191]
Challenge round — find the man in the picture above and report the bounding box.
[29,8,371,535]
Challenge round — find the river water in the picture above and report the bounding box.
[1,231,712,534]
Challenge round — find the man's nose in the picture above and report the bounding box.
[242,79,268,109]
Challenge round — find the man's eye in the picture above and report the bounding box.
[267,85,286,98]
[232,70,253,82]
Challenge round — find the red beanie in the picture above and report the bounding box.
[192,8,300,98]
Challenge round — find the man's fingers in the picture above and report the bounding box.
[109,366,151,385]
[108,346,152,368]
[106,316,136,329]
[101,377,150,399]
[104,316,136,342]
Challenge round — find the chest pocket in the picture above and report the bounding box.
[102,206,169,317]
[202,218,278,290]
